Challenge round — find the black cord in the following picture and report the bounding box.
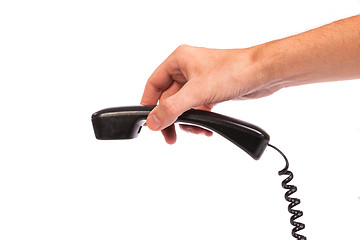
[268,144,307,240]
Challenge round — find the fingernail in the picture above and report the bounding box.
[147,114,162,131]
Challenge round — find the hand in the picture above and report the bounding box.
[141,16,360,144]
[140,44,279,144]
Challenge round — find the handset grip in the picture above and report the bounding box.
[91,105,270,160]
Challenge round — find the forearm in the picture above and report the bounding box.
[253,15,360,89]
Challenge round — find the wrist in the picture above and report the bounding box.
[248,42,297,91]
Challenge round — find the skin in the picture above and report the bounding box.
[140,15,360,144]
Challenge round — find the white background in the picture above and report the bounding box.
[1,0,360,239]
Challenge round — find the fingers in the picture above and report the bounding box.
[140,45,188,106]
[140,46,190,144]
[161,124,177,144]
[178,104,215,137]
[140,61,173,106]
[157,82,183,144]
[140,44,215,143]
[160,102,214,144]
[179,124,213,136]
[146,82,199,131]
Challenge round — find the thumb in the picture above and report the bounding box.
[146,83,199,131]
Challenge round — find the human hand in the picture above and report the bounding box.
[140,44,279,144]
[141,16,360,144]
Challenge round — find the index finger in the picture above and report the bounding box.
[140,58,175,106]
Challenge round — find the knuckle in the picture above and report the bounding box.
[175,44,191,54]
[177,44,188,50]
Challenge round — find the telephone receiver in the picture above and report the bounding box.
[91,105,270,160]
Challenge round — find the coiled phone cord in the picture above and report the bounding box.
[268,144,307,240]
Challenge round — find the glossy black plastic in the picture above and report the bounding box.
[91,105,270,160]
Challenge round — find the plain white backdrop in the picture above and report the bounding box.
[1,0,360,239]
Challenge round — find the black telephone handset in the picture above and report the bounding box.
[91,105,306,240]
[92,105,270,160]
